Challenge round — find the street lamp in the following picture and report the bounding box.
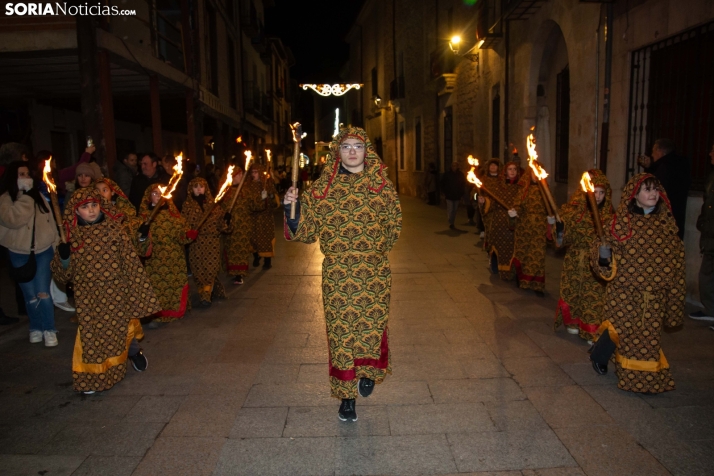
[449,34,483,65]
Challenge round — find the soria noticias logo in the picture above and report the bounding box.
[4,3,136,16]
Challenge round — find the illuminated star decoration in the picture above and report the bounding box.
[300,84,363,97]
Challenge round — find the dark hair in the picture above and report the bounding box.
[654,138,675,155]
[123,152,137,162]
[0,142,30,165]
[140,152,160,164]
[628,176,660,213]
[162,154,177,168]
[0,161,49,213]
[183,162,198,177]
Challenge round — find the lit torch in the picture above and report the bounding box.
[580,172,605,242]
[144,153,184,226]
[289,122,305,219]
[227,150,254,214]
[42,157,66,243]
[466,155,511,210]
[526,132,560,221]
[196,165,235,230]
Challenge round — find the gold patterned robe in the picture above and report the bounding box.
[247,167,277,258]
[554,170,613,341]
[482,169,520,279]
[591,173,685,393]
[51,188,159,393]
[222,184,252,276]
[511,175,550,292]
[139,185,192,321]
[182,178,228,303]
[285,127,402,399]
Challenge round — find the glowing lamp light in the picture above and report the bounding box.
[42,157,56,193]
[215,165,235,201]
[300,84,362,97]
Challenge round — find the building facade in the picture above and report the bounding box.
[0,0,292,173]
[345,0,714,299]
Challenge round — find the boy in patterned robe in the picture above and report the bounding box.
[509,169,554,296]
[182,177,229,307]
[589,173,685,393]
[51,188,159,394]
[222,167,252,284]
[554,170,613,342]
[139,185,195,327]
[479,161,520,278]
[283,127,402,422]
[247,164,277,270]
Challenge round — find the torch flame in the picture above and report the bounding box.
[158,153,184,199]
[526,133,548,180]
[466,167,482,188]
[265,149,272,162]
[580,172,595,193]
[244,150,252,170]
[42,157,56,193]
[236,136,242,143]
[467,155,479,167]
[215,165,235,202]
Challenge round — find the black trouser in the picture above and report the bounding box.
[589,330,616,365]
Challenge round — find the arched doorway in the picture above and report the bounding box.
[531,22,570,205]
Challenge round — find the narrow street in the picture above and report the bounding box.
[0,196,713,476]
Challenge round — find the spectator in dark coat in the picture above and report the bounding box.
[441,161,467,230]
[129,153,170,210]
[640,138,691,238]
[690,142,714,324]
[112,152,138,195]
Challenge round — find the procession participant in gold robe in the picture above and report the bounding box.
[554,170,613,342]
[508,169,553,296]
[222,167,251,285]
[247,164,277,270]
[479,161,520,278]
[139,185,194,327]
[51,187,159,394]
[283,126,402,423]
[181,177,229,307]
[589,173,685,393]
[478,159,501,249]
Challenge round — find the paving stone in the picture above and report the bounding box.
[243,382,335,407]
[38,421,165,457]
[296,363,329,383]
[230,407,289,438]
[283,405,390,437]
[0,454,85,476]
[215,437,335,475]
[0,419,67,454]
[70,455,142,476]
[108,374,197,396]
[132,436,225,476]
[124,395,185,422]
[34,394,142,422]
[162,395,243,437]
[429,378,526,404]
[484,400,551,432]
[359,380,433,406]
[502,357,575,387]
[254,363,300,384]
[459,359,511,379]
[388,402,495,435]
[554,426,670,476]
[521,469,586,476]
[524,386,614,429]
[333,434,458,475]
[448,429,577,472]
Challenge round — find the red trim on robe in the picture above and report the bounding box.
[329,327,390,381]
[154,283,189,318]
[556,297,599,334]
[227,264,248,271]
[283,217,293,241]
[511,257,545,283]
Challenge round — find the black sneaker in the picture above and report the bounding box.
[338,398,357,422]
[591,359,607,375]
[233,276,244,285]
[252,255,260,267]
[199,300,212,308]
[263,258,272,270]
[130,350,148,372]
[358,378,375,398]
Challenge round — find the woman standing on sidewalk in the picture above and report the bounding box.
[0,161,59,346]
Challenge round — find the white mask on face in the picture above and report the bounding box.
[17,178,33,192]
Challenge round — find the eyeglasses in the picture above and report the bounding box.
[340,144,365,152]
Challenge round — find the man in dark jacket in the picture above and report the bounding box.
[129,152,170,210]
[641,138,691,238]
[690,142,714,324]
[112,152,138,195]
[441,161,466,230]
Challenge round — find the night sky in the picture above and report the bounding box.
[265,0,365,83]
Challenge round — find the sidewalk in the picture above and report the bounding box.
[0,196,712,475]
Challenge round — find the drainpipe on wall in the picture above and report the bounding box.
[504,19,509,162]
[598,2,613,173]
[392,0,399,191]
